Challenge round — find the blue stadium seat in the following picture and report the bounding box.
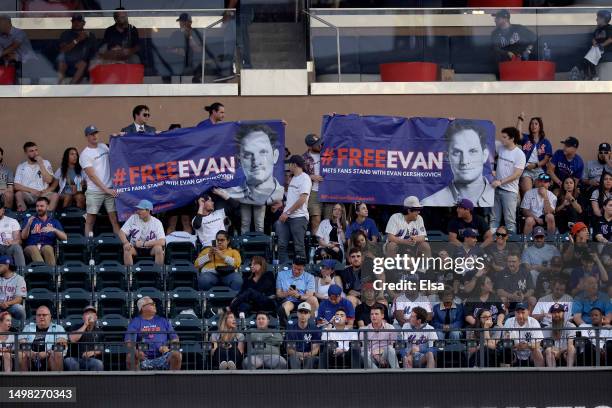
[168,287,202,318]
[57,207,86,235]
[96,287,130,318]
[236,231,273,263]
[58,234,89,264]
[60,288,94,318]
[171,314,203,341]
[61,314,85,332]
[165,241,196,264]
[166,260,198,290]
[26,288,57,318]
[427,230,449,242]
[171,314,205,371]
[93,233,123,264]
[94,261,128,291]
[24,262,56,290]
[99,314,129,343]
[130,260,164,290]
[203,286,238,311]
[58,261,92,291]
[132,287,166,316]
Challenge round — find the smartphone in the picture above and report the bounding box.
[290,285,296,291]
[211,239,216,247]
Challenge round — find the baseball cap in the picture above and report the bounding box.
[305,134,322,147]
[457,198,474,211]
[71,13,85,22]
[321,259,336,269]
[515,302,529,311]
[328,284,342,297]
[297,302,311,312]
[362,282,374,290]
[570,221,588,236]
[492,9,510,19]
[287,154,305,169]
[549,303,565,313]
[597,9,611,21]
[0,255,13,267]
[293,256,307,266]
[463,228,478,238]
[403,196,423,210]
[599,142,611,152]
[561,136,579,148]
[83,305,97,313]
[137,296,154,312]
[176,12,192,22]
[135,199,153,211]
[532,226,546,237]
[537,173,551,182]
[84,125,99,136]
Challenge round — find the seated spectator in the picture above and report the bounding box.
[543,303,576,367]
[0,203,25,266]
[401,306,437,369]
[349,229,380,262]
[532,279,573,328]
[229,256,275,315]
[317,285,355,327]
[54,147,85,210]
[594,198,612,243]
[276,257,317,327]
[591,171,612,218]
[355,283,390,328]
[314,259,343,302]
[521,227,561,287]
[516,114,552,197]
[572,276,611,326]
[360,305,398,369]
[63,305,103,371]
[451,228,484,284]
[244,312,287,369]
[467,309,500,367]
[14,142,59,212]
[491,9,536,63]
[0,256,26,323]
[582,143,611,195]
[561,222,591,271]
[547,137,584,194]
[502,303,544,367]
[534,256,563,297]
[576,307,612,366]
[0,15,35,81]
[18,306,67,372]
[118,199,165,266]
[192,189,238,247]
[57,14,96,84]
[320,309,361,369]
[431,290,465,340]
[384,196,431,257]
[314,203,346,262]
[391,286,432,327]
[496,252,535,312]
[91,8,140,69]
[554,177,582,234]
[464,276,506,329]
[0,311,14,371]
[194,230,242,291]
[121,105,156,134]
[447,198,492,247]
[0,147,14,208]
[21,197,67,265]
[125,296,181,371]
[210,311,244,370]
[569,10,612,80]
[286,302,321,369]
[486,226,510,273]
[521,173,556,235]
[337,248,363,307]
[569,252,608,296]
[346,202,379,243]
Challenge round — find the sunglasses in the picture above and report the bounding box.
[495,232,507,237]
[143,113,150,117]
[599,151,609,154]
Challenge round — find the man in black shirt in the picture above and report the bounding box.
[354,283,390,327]
[92,7,140,68]
[168,13,204,83]
[496,252,535,313]
[491,9,536,63]
[447,199,492,247]
[570,10,612,80]
[57,14,96,84]
[64,305,104,371]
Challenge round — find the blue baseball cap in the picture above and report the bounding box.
[84,125,99,136]
[457,198,474,211]
[321,259,336,269]
[135,199,153,211]
[515,302,529,311]
[463,228,478,238]
[328,284,342,297]
[0,255,13,267]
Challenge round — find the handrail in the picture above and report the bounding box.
[201,15,227,84]
[303,9,341,83]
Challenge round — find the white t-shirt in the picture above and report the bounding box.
[79,143,111,193]
[385,213,426,241]
[14,160,53,191]
[391,294,432,324]
[532,294,573,327]
[503,316,544,360]
[309,152,321,192]
[495,142,526,194]
[521,188,557,217]
[193,208,225,247]
[578,323,612,346]
[401,323,438,349]
[0,215,20,246]
[286,172,311,219]
[322,327,359,351]
[120,215,165,245]
[0,272,27,303]
[316,219,345,247]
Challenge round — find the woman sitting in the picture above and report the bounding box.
[591,171,612,218]
[314,259,343,302]
[194,230,242,291]
[230,256,276,315]
[315,203,347,261]
[210,311,245,370]
[346,202,379,243]
[54,147,85,209]
[555,177,583,234]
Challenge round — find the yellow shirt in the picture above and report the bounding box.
[194,247,242,271]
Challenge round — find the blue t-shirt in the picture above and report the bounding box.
[346,218,379,241]
[572,292,611,324]
[550,149,584,181]
[22,216,64,247]
[125,315,178,359]
[317,298,356,322]
[520,134,552,169]
[285,321,321,353]
[276,269,315,303]
[196,118,213,128]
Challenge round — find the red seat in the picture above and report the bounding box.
[380,62,438,82]
[90,64,144,84]
[499,61,556,81]
[468,0,523,7]
[0,65,16,85]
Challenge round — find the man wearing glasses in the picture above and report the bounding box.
[125,296,181,371]
[19,306,67,372]
[486,226,510,273]
[383,196,431,259]
[121,105,156,134]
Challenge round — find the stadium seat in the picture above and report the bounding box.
[99,314,129,343]
[203,286,238,312]
[166,260,198,290]
[58,261,92,291]
[58,207,86,235]
[26,288,57,318]
[94,261,128,291]
[93,233,123,264]
[61,314,86,332]
[96,287,130,318]
[427,230,449,242]
[24,262,56,290]
[132,287,166,316]
[165,241,196,264]
[171,314,205,371]
[60,288,94,318]
[58,233,89,264]
[168,287,202,318]
[236,231,273,263]
[130,260,164,290]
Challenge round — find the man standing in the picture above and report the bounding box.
[121,105,156,134]
[191,189,238,247]
[125,296,181,371]
[491,9,536,63]
[118,199,165,266]
[0,256,26,323]
[0,147,14,208]
[521,173,557,235]
[360,305,398,369]
[503,302,544,367]
[286,302,321,369]
[447,198,492,247]
[21,197,67,265]
[19,306,67,372]
[547,137,584,192]
[384,196,431,259]
[0,203,25,266]
[169,13,203,82]
[57,14,96,84]
[80,125,121,236]
[64,305,104,371]
[276,257,317,326]
[543,303,576,367]
[275,155,311,264]
[490,127,526,234]
[302,134,324,232]
[14,142,59,212]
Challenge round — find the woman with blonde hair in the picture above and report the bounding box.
[210,311,245,370]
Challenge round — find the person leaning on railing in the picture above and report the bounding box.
[19,305,67,372]
[467,308,500,368]
[360,304,398,369]
[210,311,244,370]
[243,312,287,370]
